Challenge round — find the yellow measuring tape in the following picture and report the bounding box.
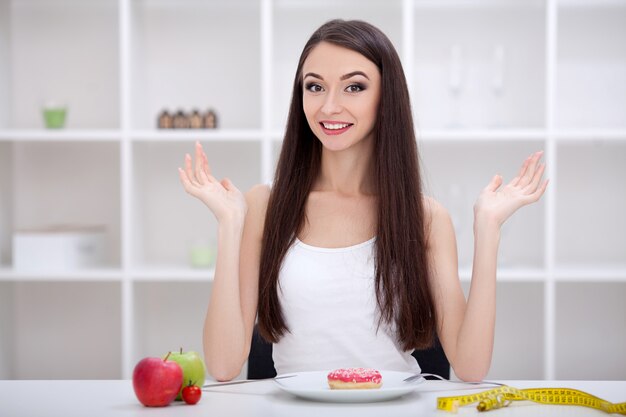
[437,386,626,414]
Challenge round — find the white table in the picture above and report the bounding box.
[0,379,624,417]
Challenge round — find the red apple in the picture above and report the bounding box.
[132,352,183,407]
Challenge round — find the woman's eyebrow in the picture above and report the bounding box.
[303,72,323,80]
[303,71,370,81]
[341,71,370,80]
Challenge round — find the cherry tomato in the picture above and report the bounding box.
[182,384,202,405]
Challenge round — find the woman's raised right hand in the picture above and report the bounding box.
[178,141,247,224]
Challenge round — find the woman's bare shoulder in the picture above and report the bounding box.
[245,183,271,204]
[421,195,453,237]
[421,195,448,218]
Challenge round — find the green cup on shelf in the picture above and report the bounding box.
[42,102,67,129]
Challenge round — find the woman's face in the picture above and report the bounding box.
[301,42,381,153]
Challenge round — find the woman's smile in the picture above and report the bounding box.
[319,120,354,135]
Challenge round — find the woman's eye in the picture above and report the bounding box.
[346,84,365,93]
[305,83,323,93]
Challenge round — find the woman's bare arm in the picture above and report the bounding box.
[427,151,548,381]
[179,141,268,381]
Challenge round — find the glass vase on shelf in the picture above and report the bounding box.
[447,44,464,129]
[490,44,505,129]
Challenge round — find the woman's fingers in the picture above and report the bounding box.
[524,162,546,194]
[178,167,196,195]
[220,177,240,193]
[486,174,503,192]
[203,152,210,178]
[181,143,235,208]
[524,178,549,205]
[182,142,221,188]
[195,142,206,185]
[536,179,549,199]
[201,148,212,177]
[198,163,214,186]
[196,141,220,184]
[510,156,530,187]
[184,153,200,187]
[519,151,544,187]
[202,153,220,183]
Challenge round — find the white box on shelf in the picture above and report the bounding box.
[12,226,107,272]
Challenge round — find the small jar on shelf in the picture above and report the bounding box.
[157,110,173,129]
[203,109,217,129]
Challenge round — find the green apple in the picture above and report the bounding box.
[164,348,206,401]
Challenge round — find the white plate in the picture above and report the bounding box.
[274,370,425,403]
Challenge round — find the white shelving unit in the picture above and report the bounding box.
[0,0,624,381]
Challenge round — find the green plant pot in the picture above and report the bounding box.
[43,107,67,129]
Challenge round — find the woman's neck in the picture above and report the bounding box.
[315,141,376,196]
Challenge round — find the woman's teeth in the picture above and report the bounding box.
[322,122,352,130]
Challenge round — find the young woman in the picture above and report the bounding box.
[178,19,548,382]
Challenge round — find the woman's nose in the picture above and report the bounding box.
[321,90,342,115]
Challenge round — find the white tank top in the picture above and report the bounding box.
[272,236,421,375]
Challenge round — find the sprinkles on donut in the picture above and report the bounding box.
[327,368,383,389]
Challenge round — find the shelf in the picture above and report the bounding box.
[554,267,626,282]
[0,267,215,282]
[0,129,264,142]
[459,267,546,282]
[0,129,121,142]
[276,0,403,9]
[414,0,544,8]
[416,128,546,141]
[131,267,214,282]
[558,0,626,10]
[130,129,264,142]
[0,267,124,282]
[553,129,626,141]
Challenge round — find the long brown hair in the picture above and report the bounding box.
[258,19,436,351]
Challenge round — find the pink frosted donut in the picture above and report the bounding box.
[327,368,382,390]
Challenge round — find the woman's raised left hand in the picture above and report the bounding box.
[473,151,549,228]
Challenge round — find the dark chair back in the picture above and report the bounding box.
[247,324,450,380]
